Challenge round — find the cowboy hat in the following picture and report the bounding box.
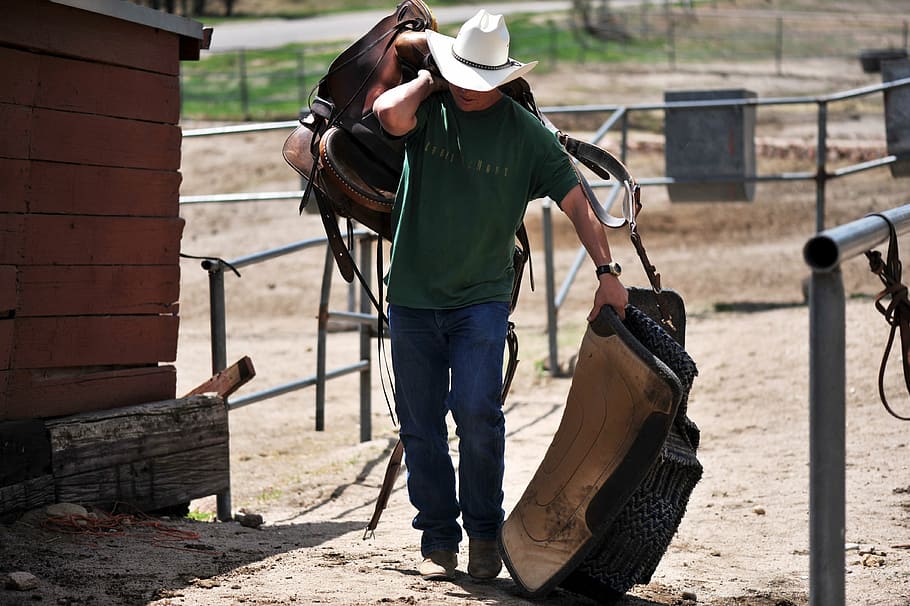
[426,9,538,92]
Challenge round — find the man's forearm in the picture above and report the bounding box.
[373,69,442,136]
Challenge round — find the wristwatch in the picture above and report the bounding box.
[595,262,622,277]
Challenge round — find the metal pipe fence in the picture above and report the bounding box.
[182,77,909,544]
[181,75,910,382]
[802,203,910,606]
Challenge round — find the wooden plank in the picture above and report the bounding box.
[0,475,54,518]
[26,161,180,217]
[0,214,184,266]
[29,108,181,170]
[0,319,12,370]
[0,1,180,76]
[17,265,179,317]
[0,365,177,422]
[12,315,179,369]
[0,104,32,160]
[0,47,38,107]
[54,442,229,513]
[0,265,15,316]
[46,394,226,477]
[24,49,179,123]
[0,159,30,213]
[0,215,24,264]
[185,356,257,399]
[0,420,52,485]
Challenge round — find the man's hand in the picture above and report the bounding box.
[418,68,448,94]
[373,69,447,136]
[589,274,628,322]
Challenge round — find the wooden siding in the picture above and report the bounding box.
[0,0,186,421]
[0,366,177,422]
[0,1,181,76]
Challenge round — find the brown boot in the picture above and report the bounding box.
[468,538,502,580]
[418,550,457,580]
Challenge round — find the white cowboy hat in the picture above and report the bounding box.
[426,9,538,92]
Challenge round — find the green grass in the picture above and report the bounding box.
[180,14,670,121]
[186,509,216,522]
[178,3,908,121]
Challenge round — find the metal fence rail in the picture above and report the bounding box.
[802,203,910,606]
[182,77,909,535]
[181,75,910,380]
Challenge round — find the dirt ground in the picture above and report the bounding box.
[3,54,910,606]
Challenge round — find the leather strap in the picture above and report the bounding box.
[364,439,404,538]
[865,213,910,421]
[311,188,356,283]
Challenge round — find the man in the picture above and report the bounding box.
[372,9,628,582]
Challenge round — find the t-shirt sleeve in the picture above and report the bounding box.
[528,126,580,206]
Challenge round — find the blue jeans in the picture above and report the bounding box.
[388,302,509,557]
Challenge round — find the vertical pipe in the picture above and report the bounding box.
[207,263,231,521]
[238,49,250,121]
[208,264,228,374]
[808,268,846,606]
[620,111,630,163]
[316,245,334,431]
[543,200,559,376]
[548,20,557,65]
[297,49,306,109]
[816,101,828,233]
[359,237,373,443]
[668,20,676,70]
[775,16,783,76]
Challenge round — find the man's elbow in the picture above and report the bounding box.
[373,99,410,137]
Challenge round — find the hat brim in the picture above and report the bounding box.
[426,30,538,92]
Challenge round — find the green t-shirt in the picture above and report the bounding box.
[386,92,579,309]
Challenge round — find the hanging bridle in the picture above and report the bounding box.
[865,212,910,421]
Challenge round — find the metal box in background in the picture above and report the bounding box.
[664,89,757,202]
[882,59,910,178]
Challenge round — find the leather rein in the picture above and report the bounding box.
[865,213,910,420]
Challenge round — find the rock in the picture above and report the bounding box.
[752,506,766,515]
[682,589,698,601]
[45,503,87,518]
[861,553,886,567]
[236,511,263,529]
[6,571,39,591]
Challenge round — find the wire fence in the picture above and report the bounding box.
[180,8,909,120]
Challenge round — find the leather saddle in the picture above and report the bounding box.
[282,1,437,276]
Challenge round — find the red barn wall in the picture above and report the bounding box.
[0,0,191,421]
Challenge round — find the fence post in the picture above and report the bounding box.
[775,16,783,76]
[238,49,250,121]
[358,238,373,443]
[808,270,847,606]
[543,200,560,376]
[204,260,231,521]
[667,19,676,70]
[297,49,306,109]
[316,244,334,431]
[815,101,828,232]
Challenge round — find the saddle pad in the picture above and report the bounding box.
[561,299,701,601]
[498,302,684,598]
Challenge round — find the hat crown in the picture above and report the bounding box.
[452,10,510,68]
